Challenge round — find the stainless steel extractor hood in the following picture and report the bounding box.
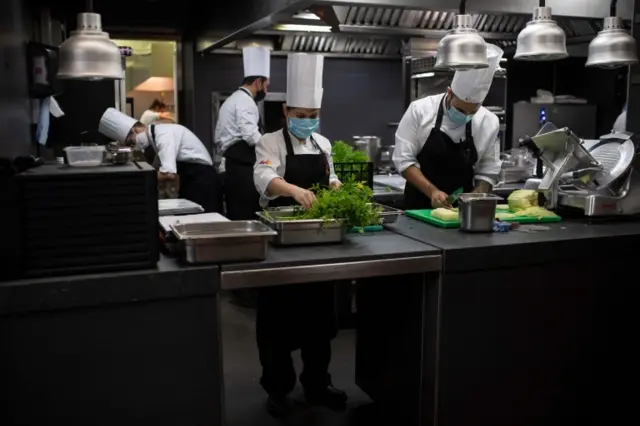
[197,0,633,58]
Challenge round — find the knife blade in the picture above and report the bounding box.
[447,187,464,205]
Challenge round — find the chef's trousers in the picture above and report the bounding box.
[256,282,337,395]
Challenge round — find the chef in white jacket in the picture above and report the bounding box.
[215,46,270,220]
[394,44,503,209]
[252,53,347,418]
[99,108,221,212]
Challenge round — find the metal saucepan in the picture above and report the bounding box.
[104,142,133,165]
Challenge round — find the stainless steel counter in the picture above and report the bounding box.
[374,174,406,192]
[219,231,441,289]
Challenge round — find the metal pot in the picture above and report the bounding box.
[458,193,503,233]
[104,142,132,165]
[353,136,381,167]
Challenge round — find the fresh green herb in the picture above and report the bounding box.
[262,178,382,227]
[332,141,369,163]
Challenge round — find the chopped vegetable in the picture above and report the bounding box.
[515,206,559,219]
[508,190,539,212]
[431,208,459,221]
[332,141,369,163]
[497,204,510,210]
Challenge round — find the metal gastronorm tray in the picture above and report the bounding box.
[171,220,277,264]
[256,207,347,246]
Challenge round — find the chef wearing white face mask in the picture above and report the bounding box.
[394,44,503,210]
[99,108,221,213]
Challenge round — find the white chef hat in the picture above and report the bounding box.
[286,53,324,109]
[451,44,504,104]
[98,108,137,142]
[243,46,271,78]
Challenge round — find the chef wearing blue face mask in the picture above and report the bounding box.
[252,53,347,418]
[254,53,341,211]
[394,44,504,209]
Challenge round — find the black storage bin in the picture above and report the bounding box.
[16,162,159,278]
[333,161,374,188]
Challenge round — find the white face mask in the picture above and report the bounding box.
[135,131,150,150]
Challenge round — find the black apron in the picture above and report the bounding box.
[404,94,479,210]
[150,125,221,213]
[223,89,263,220]
[256,129,336,395]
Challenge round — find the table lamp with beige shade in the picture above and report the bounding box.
[132,76,176,123]
[133,76,174,100]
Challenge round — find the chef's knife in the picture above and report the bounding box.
[447,187,464,205]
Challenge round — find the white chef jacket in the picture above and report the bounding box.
[613,110,627,133]
[254,129,340,207]
[151,123,213,175]
[393,94,502,186]
[140,110,161,125]
[214,88,261,169]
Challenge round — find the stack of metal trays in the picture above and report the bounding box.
[158,198,204,216]
[171,221,277,264]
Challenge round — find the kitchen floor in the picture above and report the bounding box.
[219,291,378,426]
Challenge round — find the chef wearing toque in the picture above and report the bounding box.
[394,44,504,209]
[215,46,271,220]
[99,108,220,212]
[252,53,346,418]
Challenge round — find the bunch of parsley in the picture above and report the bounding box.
[332,141,370,163]
[294,178,382,227]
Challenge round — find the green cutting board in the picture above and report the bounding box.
[405,208,562,229]
[405,210,460,228]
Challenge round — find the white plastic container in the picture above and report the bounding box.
[64,146,105,167]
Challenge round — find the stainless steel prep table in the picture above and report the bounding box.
[0,255,224,426]
[219,230,442,289]
[218,230,442,426]
[377,216,640,426]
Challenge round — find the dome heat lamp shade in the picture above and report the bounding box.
[57,13,123,80]
[586,16,638,69]
[133,77,175,92]
[514,6,568,61]
[435,14,488,70]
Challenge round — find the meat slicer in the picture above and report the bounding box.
[519,123,640,216]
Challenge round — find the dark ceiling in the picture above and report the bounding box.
[30,0,210,37]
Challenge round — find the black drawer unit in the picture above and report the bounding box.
[16,162,159,278]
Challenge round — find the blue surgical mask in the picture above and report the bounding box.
[448,106,473,127]
[288,117,320,139]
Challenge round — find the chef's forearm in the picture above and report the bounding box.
[403,165,437,198]
[266,177,299,198]
[473,180,492,193]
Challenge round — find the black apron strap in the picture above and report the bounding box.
[434,94,447,131]
[147,125,160,168]
[282,130,328,168]
[282,128,295,157]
